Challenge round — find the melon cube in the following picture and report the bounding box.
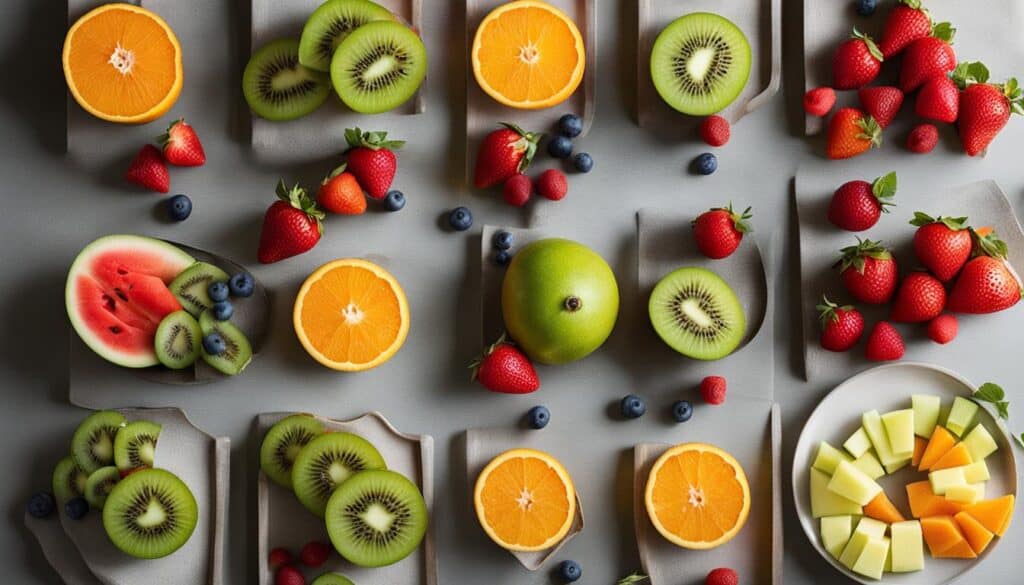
[906,480,967,518]
[964,495,1015,536]
[963,460,990,483]
[929,466,968,495]
[890,520,924,573]
[962,425,998,462]
[930,442,973,471]
[839,517,887,569]
[844,427,874,458]
[919,426,957,471]
[813,441,852,475]
[912,394,942,438]
[946,483,985,505]
[922,515,975,558]
[821,515,854,559]
[955,511,995,555]
[828,460,883,506]
[882,409,916,456]
[852,451,885,480]
[884,458,911,475]
[811,468,862,518]
[852,536,890,580]
[863,410,905,467]
[946,397,979,437]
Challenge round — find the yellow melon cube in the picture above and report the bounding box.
[813,441,853,475]
[929,466,968,496]
[811,468,862,518]
[946,483,985,505]
[821,515,854,559]
[912,394,942,438]
[890,520,924,573]
[882,409,916,456]
[839,517,887,569]
[961,425,998,462]
[852,536,890,580]
[852,451,885,480]
[844,427,874,458]
[828,460,883,506]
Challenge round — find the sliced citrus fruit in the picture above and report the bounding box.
[293,259,410,372]
[471,0,585,110]
[62,4,183,124]
[473,448,576,552]
[644,442,751,549]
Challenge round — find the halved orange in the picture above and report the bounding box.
[473,448,576,552]
[293,259,410,372]
[644,443,751,549]
[471,0,585,110]
[63,4,183,123]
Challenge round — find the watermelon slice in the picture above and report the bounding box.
[66,235,196,368]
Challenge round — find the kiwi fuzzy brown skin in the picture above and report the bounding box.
[299,0,395,72]
[71,410,127,475]
[84,466,121,510]
[330,20,428,114]
[102,468,198,560]
[154,311,202,370]
[291,432,387,518]
[244,38,332,122]
[648,266,746,360]
[114,420,162,473]
[53,456,89,504]
[260,414,325,489]
[169,262,230,318]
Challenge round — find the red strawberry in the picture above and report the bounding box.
[344,128,403,199]
[836,239,898,304]
[275,565,304,585]
[471,336,540,394]
[828,171,897,231]
[953,62,1023,156]
[826,108,882,159]
[906,123,939,153]
[910,212,972,281]
[502,173,532,207]
[817,297,865,352]
[257,181,325,264]
[299,541,330,568]
[158,119,206,167]
[699,376,727,405]
[833,29,884,90]
[316,168,366,215]
[900,25,957,93]
[705,567,739,585]
[878,0,933,59]
[268,548,292,570]
[124,145,170,193]
[693,204,753,260]
[536,169,568,201]
[927,314,958,344]
[699,115,731,147]
[916,76,959,123]
[865,321,905,361]
[858,86,904,128]
[947,229,1023,313]
[804,87,836,117]
[474,123,542,189]
[890,272,947,323]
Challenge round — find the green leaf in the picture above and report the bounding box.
[618,574,649,585]
[931,22,956,43]
[997,401,1010,420]
[1016,433,1024,449]
[969,62,990,84]
[872,172,898,202]
[975,382,1006,403]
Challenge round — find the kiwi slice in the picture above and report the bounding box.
[72,411,126,474]
[260,414,325,489]
[244,38,332,122]
[169,262,230,318]
[312,574,355,585]
[53,456,89,504]
[299,0,395,72]
[102,468,198,559]
[325,469,427,568]
[292,432,386,518]
[648,267,746,360]
[330,20,427,114]
[154,311,202,370]
[650,12,751,116]
[199,310,253,376]
[84,466,121,510]
[114,420,162,473]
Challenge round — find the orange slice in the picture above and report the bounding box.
[473,448,576,552]
[644,443,751,549]
[293,259,410,372]
[471,0,585,109]
[62,4,183,123]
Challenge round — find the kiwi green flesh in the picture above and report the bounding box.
[154,311,202,370]
[244,38,331,122]
[325,469,427,568]
[260,414,325,489]
[84,466,121,510]
[114,420,162,472]
[331,21,427,114]
[72,410,127,475]
[102,468,198,560]
[292,432,386,518]
[648,267,746,360]
[169,262,230,318]
[299,0,395,72]
[650,12,751,116]
[199,310,253,376]
[53,456,89,503]
[311,573,355,585]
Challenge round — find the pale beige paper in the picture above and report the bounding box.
[24,511,104,585]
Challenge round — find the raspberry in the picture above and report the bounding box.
[706,567,739,585]
[275,565,304,585]
[927,314,958,344]
[299,541,331,568]
[502,174,532,207]
[803,87,836,117]
[268,547,292,570]
[699,115,731,147]
[536,169,568,201]
[699,376,727,405]
[907,124,939,154]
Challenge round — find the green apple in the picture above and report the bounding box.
[962,424,998,462]
[882,409,915,456]
[502,238,619,365]
[843,427,873,459]
[890,520,924,573]
[827,460,882,506]
[946,396,978,437]
[821,515,854,558]
[929,466,967,495]
[813,441,851,475]
[852,450,885,480]
[911,394,941,438]
[852,536,889,580]
[810,468,862,518]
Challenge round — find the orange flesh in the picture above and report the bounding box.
[648,449,747,544]
[912,436,927,467]
[919,426,957,471]
[964,495,1015,536]
[930,443,972,471]
[906,481,966,518]
[477,456,573,548]
[863,491,906,524]
[955,511,994,555]
[921,515,974,558]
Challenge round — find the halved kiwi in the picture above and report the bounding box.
[84,466,120,510]
[325,469,427,568]
[292,432,386,518]
[260,414,325,489]
[244,38,332,122]
[53,456,89,504]
[312,573,355,585]
[199,310,253,376]
[71,411,126,474]
[650,12,751,116]
[114,420,162,472]
[648,267,746,360]
[299,0,395,72]
[169,262,230,318]
[102,468,198,559]
[155,311,202,370]
[330,20,427,114]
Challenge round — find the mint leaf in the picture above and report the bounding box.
[1016,433,1024,449]
[997,401,1010,420]
[618,574,649,585]
[975,383,1006,404]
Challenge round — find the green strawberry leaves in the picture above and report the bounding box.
[855,115,883,147]
[724,202,754,234]
[871,172,897,211]
[972,227,1010,259]
[952,61,990,88]
[499,122,543,172]
[275,179,326,230]
[973,382,1010,420]
[617,574,649,585]
[344,127,405,151]
[817,295,853,326]
[852,28,884,62]
[1003,78,1024,116]
[837,238,893,274]
[931,21,956,43]
[909,211,968,231]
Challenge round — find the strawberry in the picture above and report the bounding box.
[804,87,837,117]
[257,181,325,264]
[474,123,542,189]
[705,567,739,585]
[858,86,904,128]
[158,118,206,167]
[817,296,865,352]
[952,62,1024,156]
[900,24,956,93]
[878,0,932,59]
[865,321,905,361]
[343,128,403,199]
[915,75,959,123]
[927,314,958,344]
[275,565,304,585]
[832,29,884,90]
[910,212,971,281]
[536,169,568,201]
[692,204,752,260]
[124,145,170,193]
[699,376,727,405]
[316,167,366,215]
[470,336,540,394]
[299,541,330,568]
[828,171,897,231]
[890,272,947,323]
[502,173,532,207]
[947,229,1023,313]
[826,108,882,159]
[699,115,731,147]
[268,548,292,570]
[836,239,898,304]
[906,123,939,153]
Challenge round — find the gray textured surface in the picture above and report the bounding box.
[3,0,1024,584]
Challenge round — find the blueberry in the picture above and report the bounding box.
[526,405,550,429]
[547,136,573,159]
[384,190,406,212]
[448,206,473,231]
[694,152,718,175]
[27,492,55,519]
[573,153,594,173]
[855,0,877,16]
[558,114,583,138]
[208,282,229,303]
[492,230,514,250]
[166,194,192,221]
[229,272,255,298]
[212,300,234,321]
[557,560,582,582]
[64,497,89,520]
[620,394,646,419]
[672,400,694,423]
[203,333,226,355]
[494,250,512,266]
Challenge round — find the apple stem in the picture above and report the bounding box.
[564,296,582,312]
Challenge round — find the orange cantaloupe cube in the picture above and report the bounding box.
[935,538,978,559]
[955,511,994,555]
[930,443,972,471]
[921,515,976,559]
[863,491,906,524]
[912,436,927,468]
[965,495,1015,537]
[906,481,967,518]
[919,426,957,471]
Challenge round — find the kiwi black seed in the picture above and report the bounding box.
[330,20,427,114]
[169,262,230,318]
[299,0,395,72]
[244,38,332,122]
[114,420,162,472]
[53,456,89,504]
[198,310,252,376]
[71,410,127,474]
[648,267,746,360]
[84,466,121,510]
[260,414,325,489]
[154,311,202,370]
[291,432,386,518]
[102,468,198,559]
